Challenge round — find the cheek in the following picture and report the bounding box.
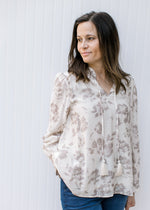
[95,46,101,57]
[77,43,80,53]
[94,41,101,54]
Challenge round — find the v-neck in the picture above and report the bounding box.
[100,83,115,95]
[88,67,115,95]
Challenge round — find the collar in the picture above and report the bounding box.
[88,67,115,94]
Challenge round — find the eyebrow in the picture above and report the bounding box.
[77,34,96,37]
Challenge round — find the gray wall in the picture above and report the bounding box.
[0,0,149,209]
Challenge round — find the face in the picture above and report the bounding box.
[77,21,102,68]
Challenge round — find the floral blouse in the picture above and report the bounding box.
[42,67,140,197]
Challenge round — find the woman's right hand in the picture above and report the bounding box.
[125,194,135,209]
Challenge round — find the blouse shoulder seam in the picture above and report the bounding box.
[54,72,70,86]
[55,71,71,80]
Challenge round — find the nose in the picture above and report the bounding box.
[81,40,88,49]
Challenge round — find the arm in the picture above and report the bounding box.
[130,78,140,193]
[126,78,140,209]
[42,72,70,172]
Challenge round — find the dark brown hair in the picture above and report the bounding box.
[68,11,130,94]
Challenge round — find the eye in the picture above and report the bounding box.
[88,37,94,40]
[77,38,82,42]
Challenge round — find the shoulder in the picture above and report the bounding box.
[54,71,76,85]
[128,75,136,85]
[54,71,69,85]
[53,71,76,91]
[127,75,137,93]
[121,75,136,89]
[123,75,138,99]
[54,71,69,82]
[55,71,75,81]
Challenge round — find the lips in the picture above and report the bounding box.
[81,52,91,56]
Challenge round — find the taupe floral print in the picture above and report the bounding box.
[42,68,140,197]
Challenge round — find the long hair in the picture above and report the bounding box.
[68,11,130,94]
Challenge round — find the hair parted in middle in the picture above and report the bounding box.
[68,11,130,94]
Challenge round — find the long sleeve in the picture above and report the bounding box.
[41,68,140,197]
[130,78,140,192]
[42,72,71,161]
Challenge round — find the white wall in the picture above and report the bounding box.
[0,0,149,209]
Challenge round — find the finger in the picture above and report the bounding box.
[128,201,135,207]
[130,203,135,207]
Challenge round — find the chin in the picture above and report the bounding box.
[82,58,91,63]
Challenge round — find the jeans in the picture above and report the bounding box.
[60,178,128,210]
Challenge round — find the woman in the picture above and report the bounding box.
[42,11,140,210]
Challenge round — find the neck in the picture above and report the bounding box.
[89,63,106,80]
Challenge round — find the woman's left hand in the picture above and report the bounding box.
[125,193,135,210]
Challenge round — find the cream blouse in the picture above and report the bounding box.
[42,67,140,197]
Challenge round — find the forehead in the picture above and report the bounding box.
[77,21,97,36]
